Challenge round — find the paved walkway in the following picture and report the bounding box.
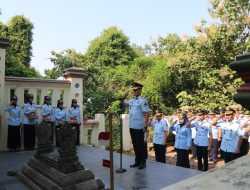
[0,146,201,190]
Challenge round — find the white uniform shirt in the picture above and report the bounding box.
[192,120,211,147]
[54,108,66,125]
[23,103,38,125]
[128,96,150,129]
[5,105,21,126]
[171,123,192,150]
[151,119,168,145]
[220,121,244,153]
[41,104,54,122]
[67,106,81,124]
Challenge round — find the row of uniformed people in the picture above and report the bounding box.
[5,94,81,151]
[149,109,250,171]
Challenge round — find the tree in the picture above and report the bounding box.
[45,49,87,79]
[0,15,39,77]
[85,26,137,67]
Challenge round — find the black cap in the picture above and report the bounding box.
[44,96,51,100]
[28,94,34,99]
[132,82,143,90]
[197,109,208,115]
[11,95,18,101]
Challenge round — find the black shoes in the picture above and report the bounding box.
[130,162,146,169]
[138,162,146,170]
[130,163,139,168]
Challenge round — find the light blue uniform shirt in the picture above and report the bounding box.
[5,106,21,126]
[192,120,211,147]
[151,119,168,145]
[54,108,66,125]
[67,106,81,124]
[171,123,192,150]
[23,103,38,125]
[220,121,244,153]
[211,119,224,140]
[128,96,150,129]
[41,104,54,122]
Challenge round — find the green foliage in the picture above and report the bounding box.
[85,26,137,67]
[0,15,40,77]
[46,0,250,116]
[45,49,87,79]
[5,63,40,77]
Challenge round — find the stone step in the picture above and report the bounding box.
[28,157,95,187]
[17,172,43,190]
[75,179,105,190]
[21,164,62,190]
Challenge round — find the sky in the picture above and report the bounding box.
[0,0,211,75]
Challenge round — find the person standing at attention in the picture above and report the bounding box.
[218,109,244,163]
[23,94,38,150]
[54,99,67,146]
[67,99,81,145]
[41,96,55,143]
[125,82,151,169]
[191,110,212,171]
[5,95,21,151]
[149,112,168,163]
[170,113,192,168]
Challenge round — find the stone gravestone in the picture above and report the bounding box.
[17,122,105,190]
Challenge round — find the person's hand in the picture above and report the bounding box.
[208,145,211,152]
[235,148,240,154]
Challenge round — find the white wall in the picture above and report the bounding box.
[0,48,6,151]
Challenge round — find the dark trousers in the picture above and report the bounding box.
[221,150,239,163]
[55,124,61,147]
[240,139,249,157]
[7,125,21,150]
[209,139,219,161]
[130,128,147,165]
[71,123,80,145]
[196,146,208,171]
[154,143,166,163]
[23,124,36,150]
[176,149,190,168]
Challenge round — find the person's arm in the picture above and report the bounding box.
[4,106,11,112]
[218,127,222,142]
[187,128,192,149]
[55,110,64,121]
[236,136,243,154]
[23,104,32,116]
[169,123,177,135]
[141,98,151,128]
[208,127,213,151]
[41,106,50,117]
[77,108,81,124]
[35,105,42,109]
[164,121,169,144]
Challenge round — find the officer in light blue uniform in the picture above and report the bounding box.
[5,95,22,151]
[54,99,67,146]
[23,94,38,150]
[191,110,212,171]
[127,82,150,169]
[67,99,81,145]
[171,113,192,168]
[41,96,55,142]
[41,96,54,122]
[219,110,244,163]
[150,112,168,163]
